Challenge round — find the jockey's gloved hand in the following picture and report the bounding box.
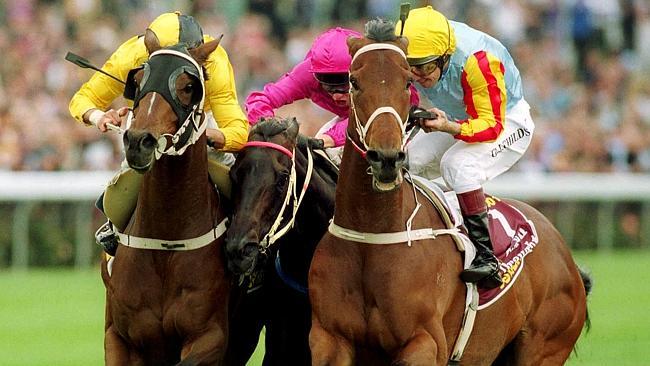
[408,105,435,132]
[309,138,325,150]
[297,134,325,150]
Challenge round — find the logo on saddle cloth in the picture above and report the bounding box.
[478,195,539,310]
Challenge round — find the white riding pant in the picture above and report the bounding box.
[406,99,534,194]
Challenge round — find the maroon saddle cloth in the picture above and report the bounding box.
[477,195,539,309]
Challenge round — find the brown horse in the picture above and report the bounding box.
[100,30,230,365]
[308,20,590,365]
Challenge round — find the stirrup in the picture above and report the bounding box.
[459,258,499,284]
[478,271,503,290]
[95,221,118,256]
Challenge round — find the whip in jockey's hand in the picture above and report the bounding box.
[84,106,130,133]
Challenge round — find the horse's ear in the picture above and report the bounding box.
[347,36,364,57]
[397,36,409,53]
[286,117,299,140]
[144,29,162,54]
[190,35,222,65]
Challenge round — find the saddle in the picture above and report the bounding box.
[409,175,540,308]
[103,159,231,231]
[410,175,540,362]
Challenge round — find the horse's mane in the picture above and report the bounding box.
[248,117,338,184]
[364,18,398,42]
[250,117,292,139]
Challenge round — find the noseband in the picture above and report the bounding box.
[348,43,409,154]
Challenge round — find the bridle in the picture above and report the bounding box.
[149,48,206,159]
[347,42,410,155]
[122,46,208,159]
[329,40,461,247]
[242,140,314,251]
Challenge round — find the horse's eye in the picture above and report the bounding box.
[350,78,359,91]
[275,170,290,191]
[406,79,413,90]
[183,84,194,93]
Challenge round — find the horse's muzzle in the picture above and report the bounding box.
[123,130,158,172]
[366,149,406,191]
[225,239,262,276]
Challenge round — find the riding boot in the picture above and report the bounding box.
[95,220,118,256]
[457,189,502,289]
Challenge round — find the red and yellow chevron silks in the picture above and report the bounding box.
[457,50,507,143]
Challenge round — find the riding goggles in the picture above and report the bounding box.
[314,73,350,94]
[409,55,447,78]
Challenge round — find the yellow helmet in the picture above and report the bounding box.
[396,6,456,65]
[147,11,204,49]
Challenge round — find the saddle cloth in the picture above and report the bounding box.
[409,176,539,309]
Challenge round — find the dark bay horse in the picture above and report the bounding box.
[225,117,337,365]
[308,20,590,365]
[100,30,230,365]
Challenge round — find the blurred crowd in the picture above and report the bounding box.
[1,0,650,173]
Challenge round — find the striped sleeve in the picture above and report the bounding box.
[456,50,507,143]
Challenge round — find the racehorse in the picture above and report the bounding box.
[100,30,231,365]
[308,20,590,365]
[225,117,337,365]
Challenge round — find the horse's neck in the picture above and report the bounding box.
[334,141,408,233]
[279,152,336,279]
[130,146,217,239]
[294,154,336,232]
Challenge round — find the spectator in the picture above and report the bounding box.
[0,0,646,174]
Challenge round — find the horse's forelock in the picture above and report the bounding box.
[364,18,398,42]
[251,117,292,140]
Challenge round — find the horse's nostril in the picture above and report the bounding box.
[366,150,381,163]
[396,151,406,164]
[242,243,259,257]
[141,133,157,150]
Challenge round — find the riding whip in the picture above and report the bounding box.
[399,3,411,36]
[65,52,125,133]
[65,52,125,85]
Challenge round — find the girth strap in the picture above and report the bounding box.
[116,217,228,251]
[328,221,460,245]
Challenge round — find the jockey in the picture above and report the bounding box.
[69,12,248,255]
[397,6,535,289]
[245,27,419,163]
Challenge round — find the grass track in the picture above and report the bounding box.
[0,250,647,365]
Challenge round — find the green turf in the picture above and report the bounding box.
[567,250,650,365]
[0,250,647,365]
[0,269,105,366]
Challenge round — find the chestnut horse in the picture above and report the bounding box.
[225,117,337,365]
[100,31,230,365]
[308,20,590,365]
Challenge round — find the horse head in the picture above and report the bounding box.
[347,20,412,191]
[123,29,220,172]
[226,117,300,276]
